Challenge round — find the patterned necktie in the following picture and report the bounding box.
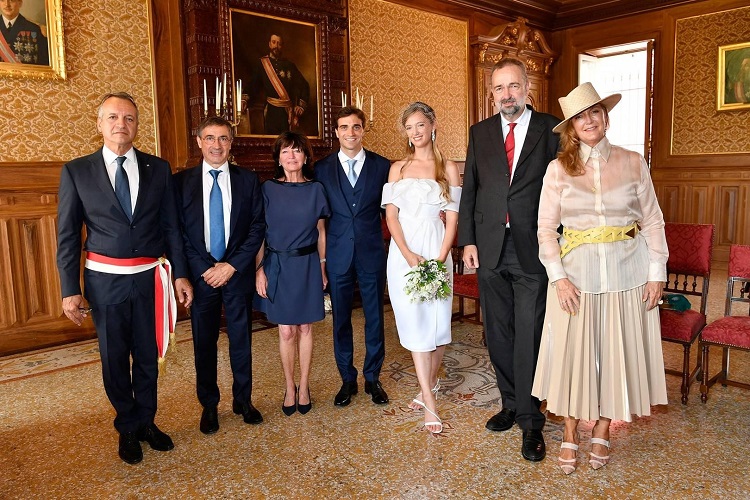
[347,159,358,187]
[505,123,516,223]
[114,156,132,221]
[209,169,225,260]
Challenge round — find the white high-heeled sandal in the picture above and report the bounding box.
[409,379,441,410]
[558,442,579,475]
[589,438,610,470]
[411,399,443,434]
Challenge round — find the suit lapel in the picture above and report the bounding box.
[481,114,507,172]
[513,110,544,183]
[228,165,242,244]
[184,166,206,249]
[132,149,153,221]
[90,149,124,215]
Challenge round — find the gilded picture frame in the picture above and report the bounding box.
[229,8,322,138]
[717,42,750,111]
[0,0,65,80]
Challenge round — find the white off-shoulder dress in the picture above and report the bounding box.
[381,178,461,352]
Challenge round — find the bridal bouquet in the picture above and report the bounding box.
[404,259,452,303]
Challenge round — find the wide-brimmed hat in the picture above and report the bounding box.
[552,82,621,134]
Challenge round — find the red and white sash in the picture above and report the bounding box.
[85,252,177,364]
[0,35,20,63]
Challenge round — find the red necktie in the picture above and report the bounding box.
[505,122,516,223]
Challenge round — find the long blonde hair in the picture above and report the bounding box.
[556,104,609,176]
[399,101,451,202]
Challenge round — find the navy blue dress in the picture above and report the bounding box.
[258,180,330,325]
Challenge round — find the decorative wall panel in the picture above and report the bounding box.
[0,0,158,162]
[671,6,750,154]
[349,0,468,161]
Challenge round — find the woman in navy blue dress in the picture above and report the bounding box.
[256,132,330,416]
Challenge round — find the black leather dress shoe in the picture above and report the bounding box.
[364,380,389,405]
[485,408,517,432]
[200,406,219,435]
[233,400,263,424]
[137,423,174,451]
[334,381,358,406]
[521,429,546,462]
[118,432,143,464]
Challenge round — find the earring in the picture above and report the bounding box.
[431,130,436,142]
[408,140,412,148]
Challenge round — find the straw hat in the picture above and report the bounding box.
[552,82,621,134]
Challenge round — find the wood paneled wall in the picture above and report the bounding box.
[549,0,750,262]
[0,163,96,356]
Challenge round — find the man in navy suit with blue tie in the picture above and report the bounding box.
[315,107,390,406]
[57,92,193,464]
[174,117,265,434]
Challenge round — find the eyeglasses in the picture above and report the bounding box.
[493,83,523,93]
[202,135,231,145]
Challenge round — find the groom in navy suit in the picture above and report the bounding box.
[315,107,390,407]
[57,92,193,464]
[174,117,265,434]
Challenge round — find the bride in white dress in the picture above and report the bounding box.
[381,102,461,434]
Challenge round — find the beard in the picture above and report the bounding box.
[498,99,522,119]
[270,47,282,59]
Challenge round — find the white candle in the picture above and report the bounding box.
[370,95,374,121]
[341,91,344,106]
[222,73,227,108]
[215,77,220,113]
[356,87,360,109]
[236,80,242,114]
[203,79,208,114]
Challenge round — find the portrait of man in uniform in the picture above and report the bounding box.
[0,0,49,66]
[230,10,321,138]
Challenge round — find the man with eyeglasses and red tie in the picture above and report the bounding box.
[173,116,265,435]
[57,92,193,464]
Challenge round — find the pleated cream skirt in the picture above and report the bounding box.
[532,283,668,422]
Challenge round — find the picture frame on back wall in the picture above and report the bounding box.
[229,8,322,138]
[0,0,65,80]
[717,41,750,111]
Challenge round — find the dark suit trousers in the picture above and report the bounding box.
[478,230,547,431]
[328,255,386,383]
[91,281,157,434]
[190,281,253,408]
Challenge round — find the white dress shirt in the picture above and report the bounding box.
[202,161,232,252]
[337,148,366,179]
[103,146,139,212]
[501,105,532,181]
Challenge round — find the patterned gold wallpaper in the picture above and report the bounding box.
[672,6,750,155]
[349,0,468,161]
[0,0,156,163]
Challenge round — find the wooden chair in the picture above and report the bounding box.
[660,222,714,404]
[451,238,483,329]
[700,244,750,402]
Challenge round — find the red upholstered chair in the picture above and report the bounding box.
[451,234,483,342]
[700,244,750,403]
[660,223,714,404]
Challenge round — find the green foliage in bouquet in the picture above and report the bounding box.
[403,259,452,303]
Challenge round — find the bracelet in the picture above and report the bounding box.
[320,258,326,263]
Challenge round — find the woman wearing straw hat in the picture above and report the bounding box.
[532,82,669,474]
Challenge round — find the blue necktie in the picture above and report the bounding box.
[114,156,132,221]
[347,159,358,187]
[209,169,225,260]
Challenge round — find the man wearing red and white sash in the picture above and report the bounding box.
[56,92,193,465]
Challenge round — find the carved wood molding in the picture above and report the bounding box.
[470,17,556,74]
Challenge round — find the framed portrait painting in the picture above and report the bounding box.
[229,8,322,138]
[717,41,750,111]
[0,0,65,80]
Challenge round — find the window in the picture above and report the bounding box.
[579,41,654,163]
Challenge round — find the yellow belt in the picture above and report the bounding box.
[560,223,639,258]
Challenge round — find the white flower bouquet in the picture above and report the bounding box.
[403,259,452,303]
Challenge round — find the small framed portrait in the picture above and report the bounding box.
[0,0,65,80]
[717,41,750,111]
[229,8,321,138]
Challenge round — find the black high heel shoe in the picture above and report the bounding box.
[298,387,312,415]
[282,386,297,416]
